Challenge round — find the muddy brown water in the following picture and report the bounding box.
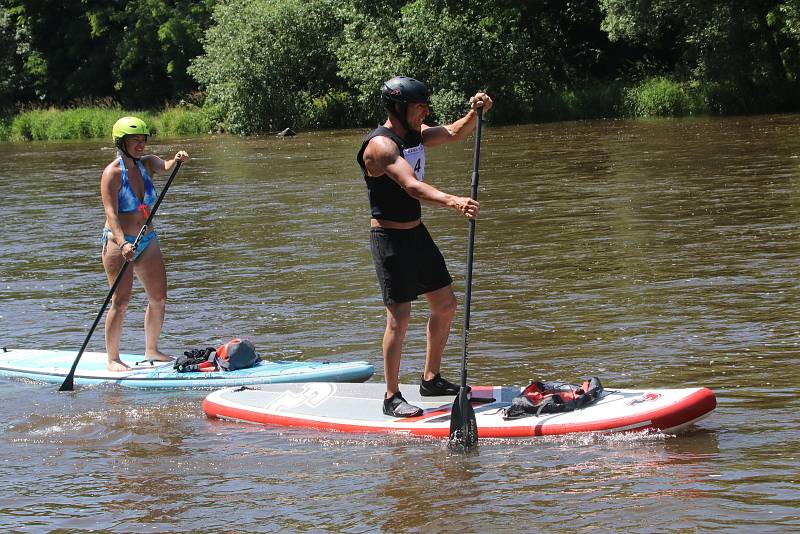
[1,115,799,531]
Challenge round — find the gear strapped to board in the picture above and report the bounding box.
[174,339,261,373]
[503,377,604,419]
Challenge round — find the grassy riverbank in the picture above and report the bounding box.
[1,77,796,142]
[0,104,218,142]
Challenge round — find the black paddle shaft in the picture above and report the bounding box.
[459,106,483,388]
[59,160,182,391]
[449,106,483,451]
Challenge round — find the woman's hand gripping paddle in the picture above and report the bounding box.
[59,161,182,391]
[449,107,483,451]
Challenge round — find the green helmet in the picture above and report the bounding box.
[112,116,150,142]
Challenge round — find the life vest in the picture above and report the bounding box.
[174,339,261,373]
[503,377,603,420]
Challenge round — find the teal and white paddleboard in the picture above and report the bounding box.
[0,348,374,389]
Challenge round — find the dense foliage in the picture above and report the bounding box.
[2,0,799,137]
[0,0,214,109]
[601,0,800,113]
[335,1,541,124]
[188,0,350,134]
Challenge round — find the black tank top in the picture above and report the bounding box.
[356,126,425,222]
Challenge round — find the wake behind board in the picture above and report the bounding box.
[0,349,373,389]
[203,382,716,437]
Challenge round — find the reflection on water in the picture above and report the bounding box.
[1,115,800,530]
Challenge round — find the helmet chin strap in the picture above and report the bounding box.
[391,102,413,134]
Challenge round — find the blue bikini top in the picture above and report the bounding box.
[118,157,157,214]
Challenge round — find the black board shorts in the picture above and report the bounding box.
[370,223,453,305]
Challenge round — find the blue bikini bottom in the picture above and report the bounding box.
[102,227,158,261]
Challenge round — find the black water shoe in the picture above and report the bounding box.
[383,392,423,418]
[419,373,461,397]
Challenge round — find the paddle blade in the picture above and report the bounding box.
[449,386,478,451]
[58,375,74,392]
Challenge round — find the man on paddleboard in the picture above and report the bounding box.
[357,76,492,417]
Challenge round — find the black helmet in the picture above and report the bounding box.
[381,76,431,106]
[381,76,431,132]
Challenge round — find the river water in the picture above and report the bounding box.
[0,115,798,531]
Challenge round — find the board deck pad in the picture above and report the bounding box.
[203,382,716,437]
[0,349,374,389]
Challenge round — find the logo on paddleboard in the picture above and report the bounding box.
[266,383,336,411]
[627,392,661,406]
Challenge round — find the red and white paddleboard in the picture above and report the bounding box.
[203,382,716,438]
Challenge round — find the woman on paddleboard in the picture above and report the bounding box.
[356,76,492,417]
[100,116,189,371]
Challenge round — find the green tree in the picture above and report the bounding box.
[3,0,214,108]
[491,0,627,87]
[0,6,25,110]
[777,0,800,80]
[189,0,349,134]
[336,0,542,124]
[110,0,215,107]
[600,0,800,102]
[3,0,116,104]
